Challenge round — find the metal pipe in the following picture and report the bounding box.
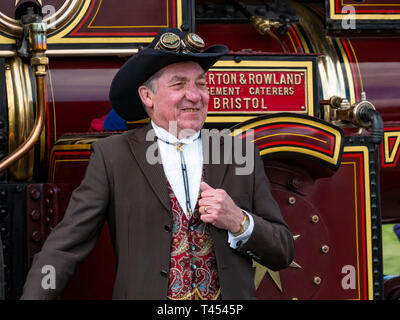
[0,22,48,173]
[0,74,46,173]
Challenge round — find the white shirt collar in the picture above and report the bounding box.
[151,120,201,145]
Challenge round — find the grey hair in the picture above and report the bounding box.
[142,68,165,93]
[140,68,165,113]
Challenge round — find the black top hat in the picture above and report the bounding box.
[109,28,228,121]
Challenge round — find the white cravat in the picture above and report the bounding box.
[151,121,254,248]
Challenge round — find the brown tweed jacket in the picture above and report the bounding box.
[21,123,294,300]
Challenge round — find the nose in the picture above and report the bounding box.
[185,83,202,103]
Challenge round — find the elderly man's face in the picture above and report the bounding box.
[139,61,209,137]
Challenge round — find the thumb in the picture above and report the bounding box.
[200,181,214,192]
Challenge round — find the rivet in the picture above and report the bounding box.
[31,231,42,243]
[288,196,296,205]
[321,245,329,254]
[311,215,319,223]
[30,188,41,200]
[313,276,322,285]
[0,189,7,199]
[29,209,41,221]
[289,177,302,190]
[292,297,299,300]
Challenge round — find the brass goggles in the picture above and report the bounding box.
[154,32,205,53]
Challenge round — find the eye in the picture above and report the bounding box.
[170,81,185,88]
[197,81,207,88]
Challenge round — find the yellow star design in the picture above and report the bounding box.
[15,0,43,7]
[253,234,301,293]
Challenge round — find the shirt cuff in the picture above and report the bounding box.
[227,210,254,249]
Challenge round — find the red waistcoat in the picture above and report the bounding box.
[166,181,220,300]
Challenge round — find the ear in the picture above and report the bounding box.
[138,85,154,109]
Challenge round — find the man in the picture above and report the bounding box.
[21,28,294,300]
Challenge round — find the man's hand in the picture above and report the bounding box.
[198,181,245,234]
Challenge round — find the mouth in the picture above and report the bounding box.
[181,107,201,112]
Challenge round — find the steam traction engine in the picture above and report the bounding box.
[0,0,399,300]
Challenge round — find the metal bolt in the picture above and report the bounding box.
[311,215,319,223]
[313,276,322,285]
[31,231,42,243]
[321,245,329,254]
[289,177,302,190]
[288,196,296,205]
[0,189,7,199]
[29,209,41,221]
[30,188,41,200]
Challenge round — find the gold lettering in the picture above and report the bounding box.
[286,74,293,85]
[243,97,251,109]
[235,98,241,109]
[255,74,263,85]
[252,98,258,109]
[240,73,246,84]
[222,74,230,85]
[230,73,237,85]
[261,98,267,109]
[264,73,273,84]
[208,73,215,85]
[248,74,255,85]
[295,74,302,85]
[222,97,230,109]
[213,97,220,109]
[284,87,289,95]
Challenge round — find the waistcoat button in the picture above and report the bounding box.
[160,269,168,277]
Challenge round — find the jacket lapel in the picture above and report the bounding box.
[127,123,171,212]
[202,129,229,189]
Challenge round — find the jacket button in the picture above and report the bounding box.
[164,225,171,232]
[160,269,168,277]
